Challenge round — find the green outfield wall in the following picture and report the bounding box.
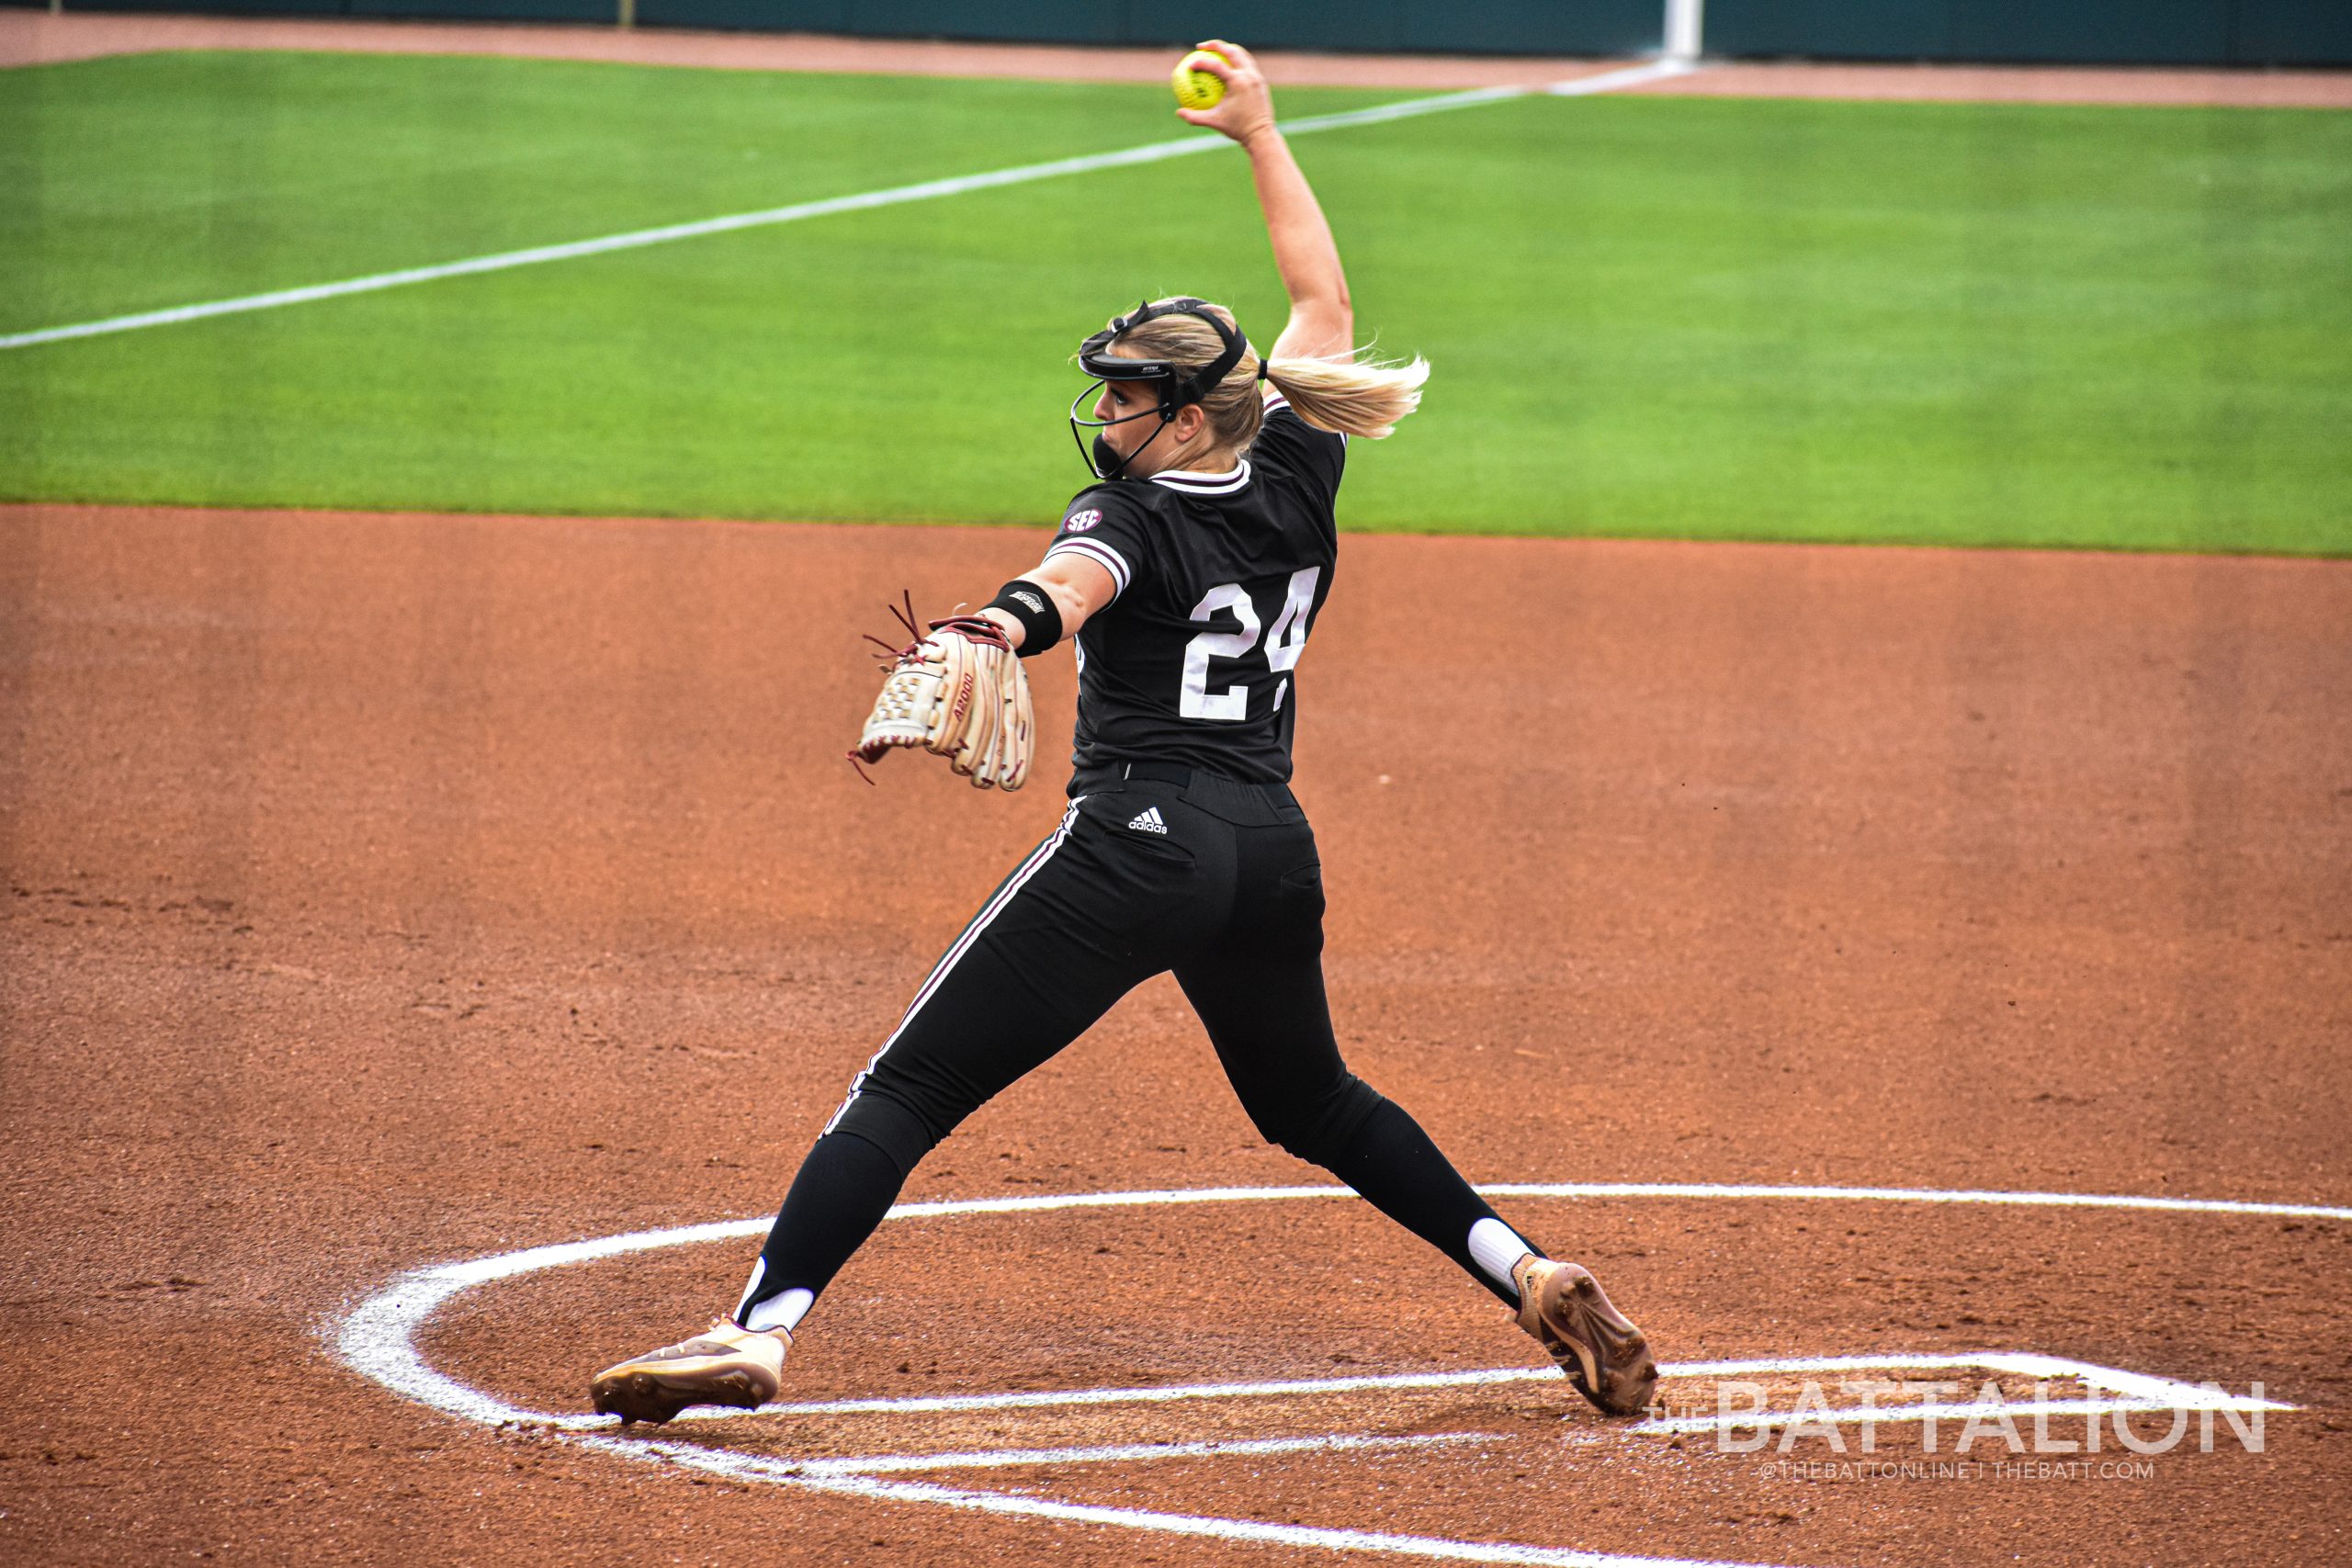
[7,0,2348,67]
[1704,0,2351,67]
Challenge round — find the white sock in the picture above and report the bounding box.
[741,1287,812,1337]
[735,1259,810,1337]
[1468,1217,1537,1300]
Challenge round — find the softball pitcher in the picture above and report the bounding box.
[593,39,1657,1426]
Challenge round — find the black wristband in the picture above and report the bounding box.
[987,579,1062,658]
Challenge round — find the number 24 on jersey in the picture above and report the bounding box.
[1179,568,1321,721]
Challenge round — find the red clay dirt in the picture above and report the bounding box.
[4,502,2349,1565]
[4,10,2348,106]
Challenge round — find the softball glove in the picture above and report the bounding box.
[854,603,1033,791]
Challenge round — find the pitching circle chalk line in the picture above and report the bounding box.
[337,1179,2337,1568]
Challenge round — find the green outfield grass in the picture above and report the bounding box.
[3,51,2347,554]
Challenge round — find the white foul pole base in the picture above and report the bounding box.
[1665,0,1705,62]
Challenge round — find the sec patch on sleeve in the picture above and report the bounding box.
[1062,508,1102,533]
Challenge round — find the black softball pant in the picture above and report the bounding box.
[736,761,1535,1329]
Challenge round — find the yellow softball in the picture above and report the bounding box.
[1171,48,1231,112]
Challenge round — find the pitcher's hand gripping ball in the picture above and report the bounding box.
[854,603,1034,791]
[1171,47,1232,112]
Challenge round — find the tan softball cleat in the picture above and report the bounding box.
[1510,1255,1658,1417]
[590,1319,790,1426]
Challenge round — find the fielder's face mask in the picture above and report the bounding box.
[1069,297,1251,481]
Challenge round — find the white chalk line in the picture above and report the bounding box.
[787,1429,1501,1478]
[390,1344,2288,1435]
[419,1175,2352,1288]
[334,1177,2321,1568]
[0,60,1693,354]
[739,1349,2288,1431]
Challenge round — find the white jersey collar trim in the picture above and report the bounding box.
[1151,458,1253,495]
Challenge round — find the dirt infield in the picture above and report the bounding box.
[4,502,2348,1564]
[4,9,2348,106]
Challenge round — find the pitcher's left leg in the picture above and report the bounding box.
[1174,930,1531,1308]
[1174,842,1657,1416]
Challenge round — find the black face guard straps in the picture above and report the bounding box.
[1068,297,1251,481]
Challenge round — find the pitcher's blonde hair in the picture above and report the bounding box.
[1097,299,1429,451]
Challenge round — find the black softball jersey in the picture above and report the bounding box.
[1043,395,1345,786]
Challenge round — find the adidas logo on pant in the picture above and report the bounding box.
[1126,807,1169,835]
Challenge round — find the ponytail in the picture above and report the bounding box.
[1261,348,1430,441]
